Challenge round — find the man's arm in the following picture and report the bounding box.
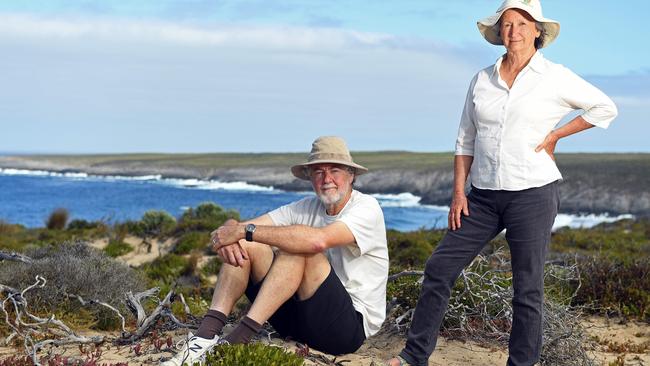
[210,214,275,267]
[212,220,355,255]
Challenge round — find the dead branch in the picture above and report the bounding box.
[0,250,33,264]
[387,270,424,282]
[178,293,191,314]
[1,276,105,365]
[126,287,160,328]
[65,292,127,334]
[120,286,197,344]
[382,252,595,365]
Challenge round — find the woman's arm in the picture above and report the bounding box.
[449,155,473,231]
[535,116,594,159]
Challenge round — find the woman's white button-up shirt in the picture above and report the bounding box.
[455,52,618,191]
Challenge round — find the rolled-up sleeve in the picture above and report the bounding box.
[455,76,478,156]
[557,66,618,129]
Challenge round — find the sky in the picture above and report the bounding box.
[0,0,648,153]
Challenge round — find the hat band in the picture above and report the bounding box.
[308,152,353,163]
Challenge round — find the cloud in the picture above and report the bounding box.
[586,70,650,97]
[0,13,397,51]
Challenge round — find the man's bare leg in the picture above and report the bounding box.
[246,251,330,324]
[193,241,275,340]
[210,241,275,315]
[221,250,331,344]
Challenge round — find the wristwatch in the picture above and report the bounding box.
[245,223,256,242]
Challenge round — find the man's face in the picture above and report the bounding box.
[308,163,355,206]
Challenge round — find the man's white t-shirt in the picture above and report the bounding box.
[267,189,388,337]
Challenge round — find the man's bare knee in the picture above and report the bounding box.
[297,253,330,300]
[241,241,274,284]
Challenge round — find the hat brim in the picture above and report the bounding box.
[477,7,560,48]
[291,160,369,181]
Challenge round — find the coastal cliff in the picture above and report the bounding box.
[1,153,648,216]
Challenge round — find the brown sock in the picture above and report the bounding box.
[223,316,263,344]
[196,310,227,339]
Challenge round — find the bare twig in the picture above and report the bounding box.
[178,293,191,314]
[0,250,33,264]
[388,270,424,282]
[65,292,127,333]
[0,276,105,365]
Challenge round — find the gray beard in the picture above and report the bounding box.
[318,191,343,206]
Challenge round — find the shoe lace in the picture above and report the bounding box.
[175,337,192,351]
[172,333,194,363]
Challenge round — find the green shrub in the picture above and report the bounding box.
[176,202,240,233]
[67,219,103,231]
[45,208,69,230]
[36,228,75,245]
[205,343,304,366]
[387,229,443,269]
[0,220,24,235]
[174,231,210,255]
[387,275,421,310]
[141,254,190,283]
[140,210,176,237]
[551,219,650,261]
[573,256,650,321]
[0,221,26,251]
[103,240,134,257]
[201,257,222,277]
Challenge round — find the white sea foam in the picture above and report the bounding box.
[0,168,88,178]
[373,192,422,207]
[160,178,274,191]
[0,167,274,192]
[103,174,162,181]
[552,213,634,231]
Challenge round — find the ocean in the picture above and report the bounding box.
[0,168,633,232]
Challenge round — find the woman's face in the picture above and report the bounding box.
[500,8,541,53]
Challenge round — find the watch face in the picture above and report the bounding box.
[246,224,256,232]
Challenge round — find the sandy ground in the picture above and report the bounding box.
[88,235,176,267]
[1,317,648,365]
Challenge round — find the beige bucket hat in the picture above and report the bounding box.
[291,136,368,180]
[478,0,560,48]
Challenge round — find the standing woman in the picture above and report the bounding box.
[386,0,617,365]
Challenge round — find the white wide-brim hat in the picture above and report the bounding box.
[291,136,368,181]
[478,0,560,48]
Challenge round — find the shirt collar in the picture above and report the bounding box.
[491,51,547,78]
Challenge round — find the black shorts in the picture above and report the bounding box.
[245,265,366,355]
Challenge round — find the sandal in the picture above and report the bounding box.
[383,355,412,366]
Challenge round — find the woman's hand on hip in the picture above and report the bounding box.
[448,192,469,231]
[535,131,560,160]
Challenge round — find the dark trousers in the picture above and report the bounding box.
[399,181,559,366]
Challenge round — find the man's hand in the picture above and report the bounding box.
[210,219,243,251]
[448,191,469,231]
[535,131,559,161]
[216,241,249,267]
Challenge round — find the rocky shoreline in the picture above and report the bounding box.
[1,155,648,216]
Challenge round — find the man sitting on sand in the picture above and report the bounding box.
[162,136,389,365]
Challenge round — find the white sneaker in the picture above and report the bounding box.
[160,332,220,366]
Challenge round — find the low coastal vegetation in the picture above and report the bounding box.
[1,204,648,364]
